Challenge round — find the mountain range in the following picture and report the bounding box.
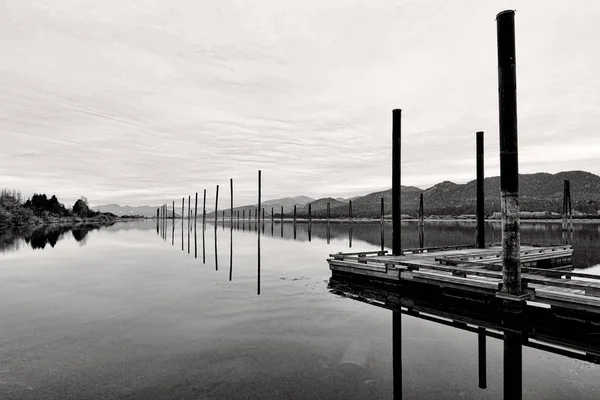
[94,170,600,218]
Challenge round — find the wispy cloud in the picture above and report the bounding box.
[1,0,599,207]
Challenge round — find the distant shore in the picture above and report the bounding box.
[196,216,600,225]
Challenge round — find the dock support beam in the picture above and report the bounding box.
[477,131,485,248]
[497,10,522,296]
[392,109,402,255]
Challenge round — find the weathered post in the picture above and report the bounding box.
[349,200,353,223]
[271,207,274,225]
[156,207,159,220]
[172,200,175,221]
[327,201,330,225]
[188,195,191,223]
[392,108,402,255]
[308,203,312,225]
[380,197,384,226]
[293,205,297,225]
[477,131,485,248]
[222,210,225,227]
[497,10,522,297]
[258,170,261,228]
[214,185,219,226]
[194,192,198,228]
[202,189,207,228]
[280,205,283,225]
[419,193,424,228]
[181,197,184,222]
[230,178,234,225]
[562,180,567,234]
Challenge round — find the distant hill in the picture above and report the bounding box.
[299,197,346,216]
[96,170,600,219]
[206,195,314,218]
[337,170,600,217]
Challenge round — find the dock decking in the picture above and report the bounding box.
[327,244,600,313]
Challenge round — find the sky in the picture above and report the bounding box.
[1,0,599,207]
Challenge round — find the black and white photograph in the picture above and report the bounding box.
[1,1,600,399]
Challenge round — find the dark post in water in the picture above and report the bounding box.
[327,201,330,225]
[380,197,384,226]
[348,200,352,223]
[258,170,261,227]
[202,189,207,228]
[214,185,219,226]
[477,131,485,248]
[418,193,424,228]
[230,178,234,225]
[497,10,522,296]
[194,192,198,228]
[392,109,402,255]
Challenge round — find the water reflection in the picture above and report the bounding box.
[156,219,600,271]
[330,277,600,400]
[0,224,108,253]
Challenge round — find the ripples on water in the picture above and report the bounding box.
[1,219,599,399]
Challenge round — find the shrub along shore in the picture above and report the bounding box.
[0,189,119,229]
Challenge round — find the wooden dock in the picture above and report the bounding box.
[328,244,600,314]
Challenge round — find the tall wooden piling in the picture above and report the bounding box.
[562,180,573,236]
[477,131,485,248]
[188,195,191,223]
[194,193,198,228]
[202,189,207,228]
[380,197,384,226]
[230,178,234,225]
[293,205,297,225]
[172,201,175,221]
[214,185,219,226]
[271,207,274,224]
[258,170,262,228]
[348,200,353,223]
[327,201,330,225]
[308,203,312,225]
[156,208,159,220]
[392,109,402,255]
[418,193,424,228]
[497,10,522,296]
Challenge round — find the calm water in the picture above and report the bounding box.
[1,220,599,399]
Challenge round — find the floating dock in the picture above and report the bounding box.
[328,244,600,314]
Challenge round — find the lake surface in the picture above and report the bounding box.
[1,219,599,399]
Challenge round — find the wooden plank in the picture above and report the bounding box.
[412,270,501,291]
[330,250,388,257]
[534,289,600,309]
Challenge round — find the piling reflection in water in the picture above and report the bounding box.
[229,225,233,281]
[214,225,218,271]
[328,276,600,400]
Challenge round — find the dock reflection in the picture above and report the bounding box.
[329,277,600,400]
